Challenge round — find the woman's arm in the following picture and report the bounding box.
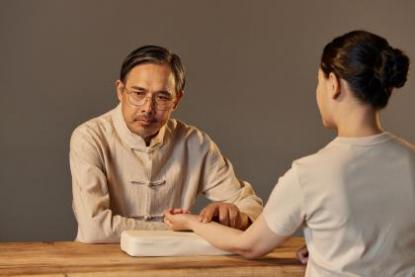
[164,212,287,258]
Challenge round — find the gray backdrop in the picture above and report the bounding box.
[1,0,414,241]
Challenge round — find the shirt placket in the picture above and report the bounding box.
[144,148,153,220]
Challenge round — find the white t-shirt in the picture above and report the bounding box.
[263,132,415,276]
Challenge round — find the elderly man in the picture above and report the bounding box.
[70,45,263,243]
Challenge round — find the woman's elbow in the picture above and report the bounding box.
[232,243,267,259]
[239,248,267,259]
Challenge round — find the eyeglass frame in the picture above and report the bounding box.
[122,86,178,111]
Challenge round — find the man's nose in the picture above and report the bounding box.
[140,97,156,113]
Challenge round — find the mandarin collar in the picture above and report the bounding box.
[112,104,169,152]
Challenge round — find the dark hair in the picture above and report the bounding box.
[321,30,410,109]
[120,45,186,92]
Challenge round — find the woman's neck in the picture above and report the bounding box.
[336,107,383,137]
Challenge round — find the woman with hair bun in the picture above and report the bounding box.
[165,30,415,276]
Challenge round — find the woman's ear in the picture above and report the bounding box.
[327,72,341,100]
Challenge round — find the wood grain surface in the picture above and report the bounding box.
[0,237,305,276]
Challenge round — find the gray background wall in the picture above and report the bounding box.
[1,0,414,241]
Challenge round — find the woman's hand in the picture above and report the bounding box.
[164,210,199,231]
[296,245,309,264]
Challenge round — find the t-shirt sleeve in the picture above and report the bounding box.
[262,165,305,236]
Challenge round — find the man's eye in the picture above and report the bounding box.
[157,95,172,101]
[132,91,146,97]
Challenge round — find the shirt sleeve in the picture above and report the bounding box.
[70,127,167,243]
[262,165,305,236]
[200,140,263,221]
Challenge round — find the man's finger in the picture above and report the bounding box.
[218,205,230,226]
[163,209,172,216]
[181,208,191,214]
[228,208,238,228]
[199,206,216,223]
[198,208,207,222]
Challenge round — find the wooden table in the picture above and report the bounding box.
[0,237,305,276]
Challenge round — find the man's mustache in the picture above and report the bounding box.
[135,115,156,122]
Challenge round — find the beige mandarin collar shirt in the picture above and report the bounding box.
[70,104,263,243]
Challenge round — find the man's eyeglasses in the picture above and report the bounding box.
[123,88,176,111]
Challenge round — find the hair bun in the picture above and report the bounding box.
[321,30,410,109]
[383,48,410,89]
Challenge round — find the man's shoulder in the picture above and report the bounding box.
[71,108,116,143]
[170,119,218,148]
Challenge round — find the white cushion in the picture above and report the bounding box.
[120,230,231,256]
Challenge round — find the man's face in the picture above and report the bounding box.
[116,63,183,141]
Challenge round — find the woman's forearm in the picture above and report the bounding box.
[189,220,254,256]
[165,213,285,258]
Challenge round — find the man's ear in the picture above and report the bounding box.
[327,72,341,100]
[172,90,184,110]
[115,80,124,102]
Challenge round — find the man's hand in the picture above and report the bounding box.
[164,210,199,231]
[199,202,250,230]
[296,245,309,265]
